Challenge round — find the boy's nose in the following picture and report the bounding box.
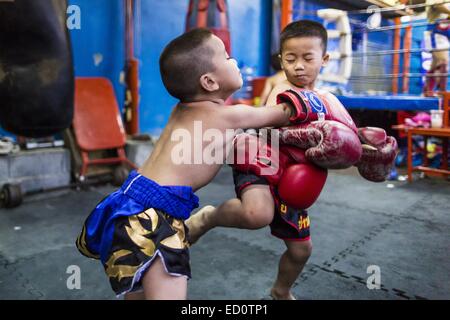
[294,62,305,71]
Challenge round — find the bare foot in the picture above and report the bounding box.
[270,288,296,300]
[185,205,216,245]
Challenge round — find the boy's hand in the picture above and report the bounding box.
[276,89,357,132]
[355,127,398,182]
[276,89,331,124]
[276,89,311,124]
[280,120,362,169]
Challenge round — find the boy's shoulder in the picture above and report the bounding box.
[264,80,293,106]
[272,80,294,93]
[314,88,335,97]
[313,89,345,108]
[175,100,232,124]
[179,100,224,111]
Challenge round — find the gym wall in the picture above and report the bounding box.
[67,0,271,136]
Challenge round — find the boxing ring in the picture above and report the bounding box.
[281,0,450,95]
[335,93,448,182]
[336,94,440,111]
[276,0,450,182]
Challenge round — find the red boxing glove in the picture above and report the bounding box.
[277,89,327,124]
[355,127,398,182]
[277,89,315,124]
[231,133,327,209]
[276,89,357,132]
[279,120,362,169]
[231,132,288,185]
[277,145,328,209]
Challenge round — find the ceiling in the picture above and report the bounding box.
[334,0,413,17]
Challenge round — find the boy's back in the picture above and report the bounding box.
[141,102,233,190]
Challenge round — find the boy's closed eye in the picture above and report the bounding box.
[303,54,314,61]
[284,56,296,63]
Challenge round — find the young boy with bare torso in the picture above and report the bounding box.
[75,28,305,300]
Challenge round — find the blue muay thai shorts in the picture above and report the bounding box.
[76,170,199,296]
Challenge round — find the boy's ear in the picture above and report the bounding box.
[199,73,219,92]
[322,53,330,67]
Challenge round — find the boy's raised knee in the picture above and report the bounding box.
[241,205,273,229]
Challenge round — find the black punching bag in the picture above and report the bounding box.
[0,0,74,138]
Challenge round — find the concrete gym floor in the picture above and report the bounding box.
[0,166,448,300]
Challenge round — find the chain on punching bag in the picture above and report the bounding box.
[0,0,74,138]
[186,0,231,54]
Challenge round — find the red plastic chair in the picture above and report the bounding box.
[73,77,136,180]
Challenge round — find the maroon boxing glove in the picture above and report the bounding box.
[279,120,362,169]
[355,127,398,182]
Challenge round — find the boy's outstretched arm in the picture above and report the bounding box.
[222,102,293,130]
[265,82,292,106]
[221,81,297,131]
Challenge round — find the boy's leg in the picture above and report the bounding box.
[426,38,449,94]
[271,239,312,300]
[124,291,145,300]
[186,184,274,244]
[141,256,187,300]
[434,52,449,91]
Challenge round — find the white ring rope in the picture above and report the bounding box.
[317,9,352,85]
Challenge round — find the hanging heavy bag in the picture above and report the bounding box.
[185,0,231,54]
[0,0,74,138]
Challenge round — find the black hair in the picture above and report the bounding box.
[279,20,328,55]
[159,28,216,101]
[270,53,282,71]
[410,0,426,13]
